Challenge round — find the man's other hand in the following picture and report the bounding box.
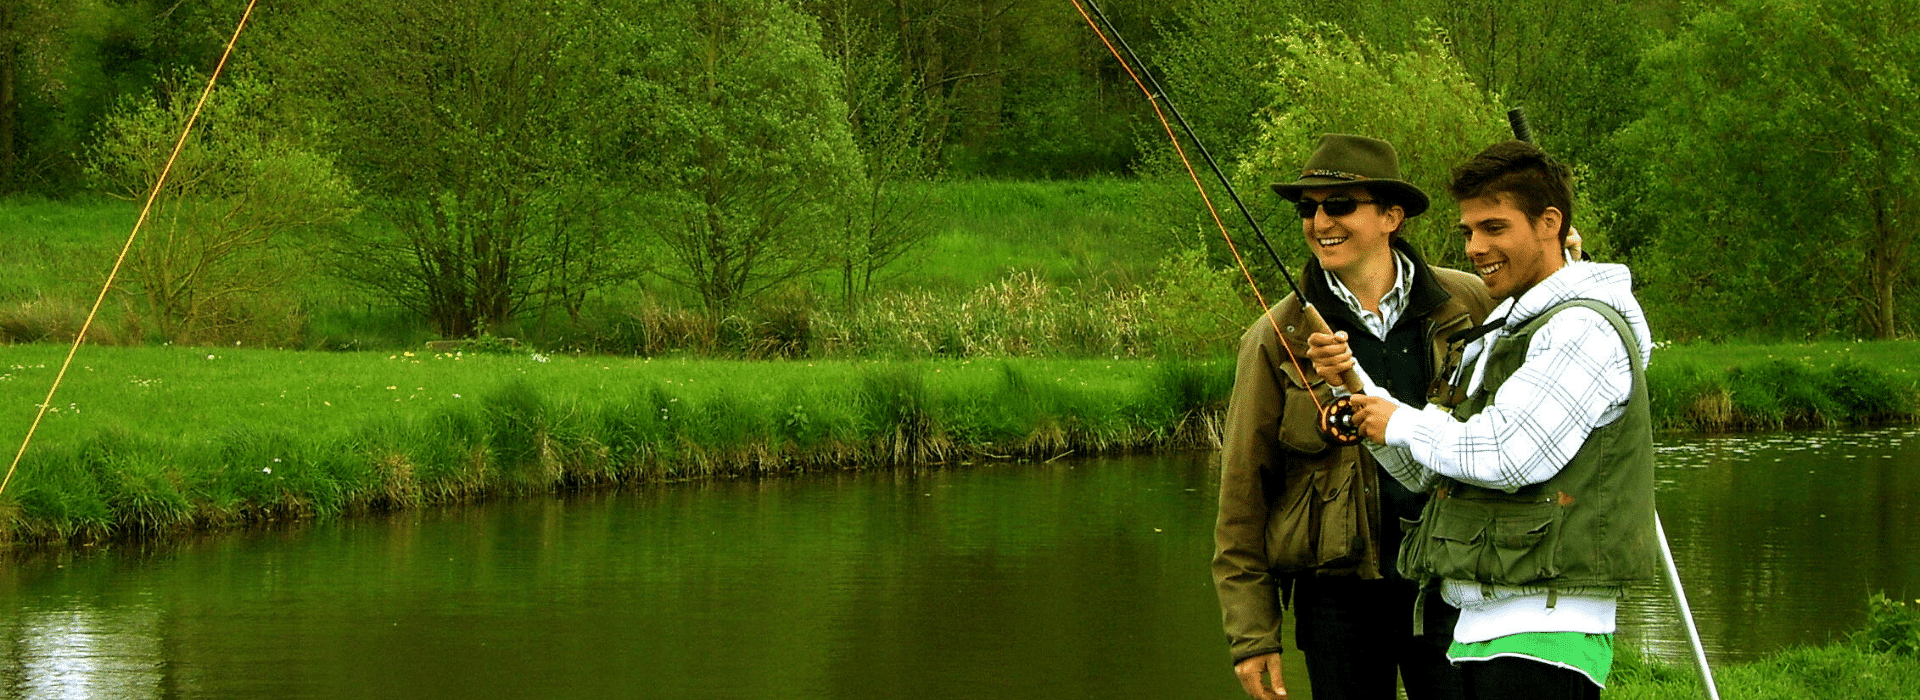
[1349,394,1398,444]
[1233,652,1288,700]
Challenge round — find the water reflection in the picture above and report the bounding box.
[2,606,163,699]
[0,427,1916,698]
[1623,427,1920,665]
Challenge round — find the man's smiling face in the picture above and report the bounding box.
[1299,186,1400,279]
[1457,193,1563,300]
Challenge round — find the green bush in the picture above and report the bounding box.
[1855,593,1920,657]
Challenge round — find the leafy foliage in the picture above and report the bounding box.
[86,74,356,344]
[1855,592,1920,658]
[1619,0,1920,340]
[1235,23,1509,272]
[260,0,643,338]
[617,0,866,315]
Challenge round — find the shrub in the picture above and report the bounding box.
[1855,593,1920,657]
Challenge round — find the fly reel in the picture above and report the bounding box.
[1316,394,1365,446]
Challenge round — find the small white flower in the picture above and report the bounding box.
[262,467,272,474]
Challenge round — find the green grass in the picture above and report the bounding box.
[0,196,134,301]
[1,181,1184,353]
[1607,644,1920,699]
[0,343,1233,543]
[1609,595,1920,698]
[1650,341,1920,430]
[902,178,1168,292]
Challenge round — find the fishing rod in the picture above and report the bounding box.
[1507,107,1720,700]
[1070,0,1365,445]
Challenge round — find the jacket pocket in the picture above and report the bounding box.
[1275,367,1333,456]
[1264,460,1363,574]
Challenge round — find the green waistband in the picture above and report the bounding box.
[1447,632,1614,688]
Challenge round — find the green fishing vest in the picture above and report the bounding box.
[1398,300,1659,589]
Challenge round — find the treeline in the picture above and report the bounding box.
[1,0,1916,346]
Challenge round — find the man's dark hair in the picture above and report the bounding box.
[1447,140,1574,242]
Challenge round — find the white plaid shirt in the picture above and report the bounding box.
[1354,261,1650,493]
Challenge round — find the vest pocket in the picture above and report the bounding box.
[1411,499,1563,586]
[1491,509,1561,583]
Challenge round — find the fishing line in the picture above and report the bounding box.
[0,0,262,499]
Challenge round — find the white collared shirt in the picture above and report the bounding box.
[1323,248,1415,339]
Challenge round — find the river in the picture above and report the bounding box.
[2,427,1916,699]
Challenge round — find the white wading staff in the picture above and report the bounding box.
[1656,513,1722,700]
[1508,107,1720,699]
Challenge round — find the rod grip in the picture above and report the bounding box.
[1507,107,1533,143]
[1300,304,1364,393]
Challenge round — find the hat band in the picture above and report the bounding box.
[1301,169,1371,181]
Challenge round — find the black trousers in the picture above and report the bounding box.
[1292,576,1465,700]
[1459,656,1601,700]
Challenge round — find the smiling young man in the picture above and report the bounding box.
[1306,140,1659,700]
[1213,134,1493,700]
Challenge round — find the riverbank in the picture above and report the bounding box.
[2,339,1916,546]
[0,345,1230,546]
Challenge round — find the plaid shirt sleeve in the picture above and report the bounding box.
[1380,307,1634,492]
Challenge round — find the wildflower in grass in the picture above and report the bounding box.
[387,386,397,390]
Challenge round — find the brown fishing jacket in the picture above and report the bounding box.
[1212,241,1493,664]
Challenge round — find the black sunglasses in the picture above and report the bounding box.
[1295,197,1377,219]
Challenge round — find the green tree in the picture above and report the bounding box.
[806,0,940,308]
[1,0,92,194]
[1619,0,1920,339]
[620,0,866,315]
[1235,23,1509,273]
[259,0,642,338]
[86,74,356,344]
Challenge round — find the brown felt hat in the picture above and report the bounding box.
[1270,134,1430,218]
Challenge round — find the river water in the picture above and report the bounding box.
[2,427,1916,699]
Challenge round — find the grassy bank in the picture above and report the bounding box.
[1651,341,1920,431]
[3,337,1918,545]
[0,344,1232,545]
[1609,594,1920,698]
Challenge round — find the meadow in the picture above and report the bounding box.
[5,183,1920,695]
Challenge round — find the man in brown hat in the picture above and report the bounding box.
[1214,134,1495,700]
